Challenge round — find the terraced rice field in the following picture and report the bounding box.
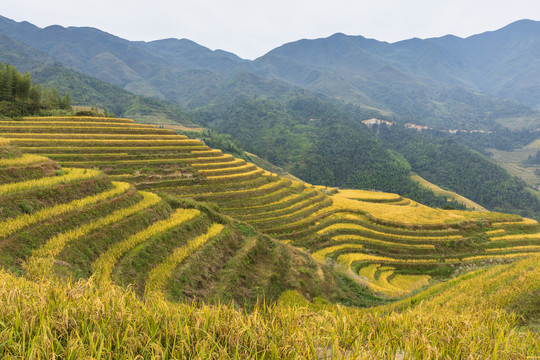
[2,116,540,298]
[0,132,356,308]
[0,136,247,304]
[0,117,539,358]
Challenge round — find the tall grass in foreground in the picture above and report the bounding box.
[0,255,538,358]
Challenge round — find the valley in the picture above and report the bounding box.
[0,13,539,358]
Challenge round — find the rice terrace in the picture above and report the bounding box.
[1,6,540,358]
[0,115,538,358]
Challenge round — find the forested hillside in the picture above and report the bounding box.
[194,95,540,219]
[377,126,540,219]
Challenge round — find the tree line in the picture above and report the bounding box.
[0,62,71,117]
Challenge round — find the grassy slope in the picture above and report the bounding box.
[0,133,378,308]
[410,172,488,211]
[487,140,540,189]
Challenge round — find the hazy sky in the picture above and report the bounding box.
[3,0,540,59]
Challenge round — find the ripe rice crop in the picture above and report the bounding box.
[206,169,265,181]
[333,189,402,203]
[329,195,517,226]
[20,145,208,153]
[91,208,201,284]
[145,223,224,294]
[489,233,540,241]
[0,137,10,146]
[3,133,186,139]
[59,158,191,167]
[331,235,436,249]
[9,138,203,147]
[191,158,246,169]
[242,194,326,220]
[312,243,364,262]
[462,253,536,261]
[0,121,157,128]
[25,191,161,278]
[0,126,173,135]
[389,274,430,293]
[0,255,538,358]
[492,218,538,227]
[197,164,256,176]
[44,153,130,158]
[23,116,136,123]
[190,154,235,162]
[357,264,397,295]
[337,253,438,266]
[359,264,380,282]
[193,178,290,201]
[318,223,461,241]
[252,198,332,225]
[0,263,540,359]
[356,264,429,297]
[410,173,487,211]
[224,190,317,214]
[373,267,401,295]
[0,168,101,197]
[222,192,305,211]
[190,149,223,156]
[486,245,540,252]
[0,181,131,239]
[485,229,505,235]
[0,153,49,167]
[326,212,460,237]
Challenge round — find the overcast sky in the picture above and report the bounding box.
[3,0,540,59]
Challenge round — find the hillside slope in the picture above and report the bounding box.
[0,135,373,307]
[3,116,540,299]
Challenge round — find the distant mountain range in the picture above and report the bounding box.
[0,15,539,129]
[261,20,540,109]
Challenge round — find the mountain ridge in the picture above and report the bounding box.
[0,15,539,127]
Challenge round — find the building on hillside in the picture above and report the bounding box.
[361,118,393,127]
[405,123,429,132]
